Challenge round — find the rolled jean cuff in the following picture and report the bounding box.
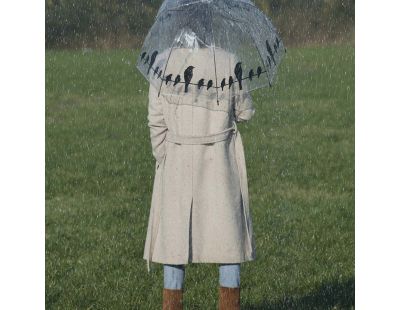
[164,264,185,289]
[219,263,240,288]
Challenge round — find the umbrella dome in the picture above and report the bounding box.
[136,0,286,102]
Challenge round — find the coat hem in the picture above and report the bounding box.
[144,255,256,266]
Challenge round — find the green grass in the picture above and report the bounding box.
[46,45,354,309]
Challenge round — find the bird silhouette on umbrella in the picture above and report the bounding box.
[139,34,286,93]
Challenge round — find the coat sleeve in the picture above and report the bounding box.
[147,83,168,164]
[230,53,256,123]
[233,88,256,123]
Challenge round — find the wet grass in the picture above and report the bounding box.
[46,45,354,309]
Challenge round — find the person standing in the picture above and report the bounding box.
[143,47,257,309]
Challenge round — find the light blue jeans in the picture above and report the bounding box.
[164,263,240,289]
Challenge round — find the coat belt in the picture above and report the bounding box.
[146,120,254,272]
[165,122,237,145]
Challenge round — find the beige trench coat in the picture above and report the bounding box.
[143,48,256,272]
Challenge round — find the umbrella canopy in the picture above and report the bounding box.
[136,0,286,104]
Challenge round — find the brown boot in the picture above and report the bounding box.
[162,288,183,310]
[218,286,240,310]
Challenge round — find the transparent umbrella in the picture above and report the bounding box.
[136,0,286,104]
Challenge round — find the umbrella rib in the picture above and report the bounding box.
[244,22,273,87]
[207,3,220,104]
[156,44,176,98]
[156,1,205,20]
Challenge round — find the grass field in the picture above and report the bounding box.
[46,45,354,309]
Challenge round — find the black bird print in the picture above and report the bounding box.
[174,75,181,86]
[144,55,150,65]
[234,62,243,90]
[207,80,213,90]
[220,78,226,91]
[267,56,271,67]
[273,43,278,53]
[153,66,159,77]
[158,70,163,79]
[141,52,146,61]
[229,76,234,89]
[265,40,276,65]
[147,51,158,75]
[165,74,173,85]
[248,69,254,81]
[184,66,194,92]
[257,66,262,78]
[197,79,205,90]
